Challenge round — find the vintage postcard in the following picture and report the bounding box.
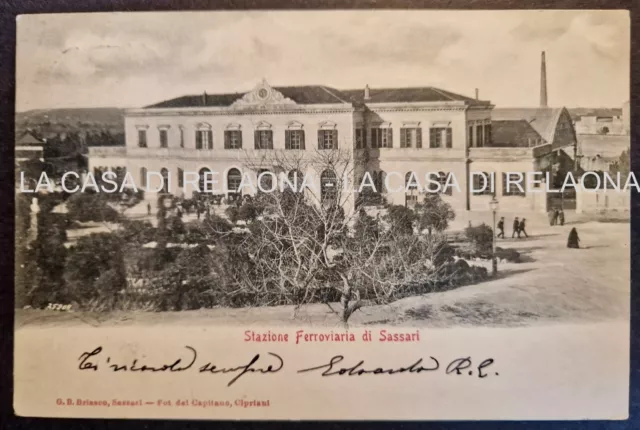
[14,10,631,420]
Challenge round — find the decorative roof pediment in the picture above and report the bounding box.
[319,120,337,130]
[231,79,297,108]
[255,120,272,130]
[287,120,304,129]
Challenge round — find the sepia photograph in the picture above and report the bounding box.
[13,9,631,420]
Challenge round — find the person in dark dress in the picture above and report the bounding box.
[512,217,520,238]
[519,218,529,238]
[559,209,565,226]
[497,217,505,238]
[567,227,580,248]
[147,202,151,216]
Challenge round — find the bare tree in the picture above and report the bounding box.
[205,149,457,326]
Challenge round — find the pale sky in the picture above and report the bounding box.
[16,10,629,111]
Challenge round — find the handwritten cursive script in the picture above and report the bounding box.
[78,346,283,386]
[298,355,497,378]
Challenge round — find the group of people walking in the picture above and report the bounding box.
[496,217,528,239]
[548,208,565,226]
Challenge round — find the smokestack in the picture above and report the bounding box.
[364,84,370,100]
[202,91,208,106]
[475,88,479,100]
[540,51,548,107]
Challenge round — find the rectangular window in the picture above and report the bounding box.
[224,130,243,149]
[371,128,393,148]
[318,130,338,150]
[179,128,184,148]
[196,130,213,149]
[138,130,147,148]
[178,168,184,188]
[254,130,274,149]
[429,127,452,148]
[472,172,494,196]
[484,123,492,146]
[502,172,526,196]
[355,128,365,149]
[285,130,305,150]
[468,124,473,147]
[477,124,485,147]
[400,128,421,148]
[159,129,168,148]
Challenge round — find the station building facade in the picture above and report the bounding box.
[88,79,577,213]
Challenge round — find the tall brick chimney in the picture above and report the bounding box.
[364,84,370,100]
[475,88,479,100]
[540,51,548,107]
[202,91,208,106]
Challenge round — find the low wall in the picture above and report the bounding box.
[576,189,630,213]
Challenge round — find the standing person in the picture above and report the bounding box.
[512,217,520,238]
[196,205,201,220]
[497,216,505,238]
[567,227,580,248]
[553,208,559,226]
[559,209,565,226]
[519,218,529,238]
[147,202,151,216]
[547,208,555,226]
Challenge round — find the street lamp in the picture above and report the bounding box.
[489,196,499,276]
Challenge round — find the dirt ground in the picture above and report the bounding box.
[16,211,630,329]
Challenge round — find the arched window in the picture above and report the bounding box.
[287,170,304,192]
[321,169,337,203]
[227,168,242,194]
[160,168,169,194]
[199,167,212,193]
[258,169,274,193]
[140,167,147,188]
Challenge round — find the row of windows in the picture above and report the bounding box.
[138,129,338,150]
[355,127,453,149]
[139,127,460,150]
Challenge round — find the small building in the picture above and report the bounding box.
[15,131,46,163]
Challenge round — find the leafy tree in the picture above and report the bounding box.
[415,193,455,235]
[64,232,126,303]
[384,205,416,236]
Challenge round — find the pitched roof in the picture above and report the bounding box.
[492,107,565,145]
[16,131,45,146]
[490,120,544,147]
[341,87,491,106]
[145,85,353,108]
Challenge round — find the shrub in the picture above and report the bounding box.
[495,247,521,263]
[385,205,416,235]
[66,192,119,223]
[464,223,493,254]
[64,232,126,303]
[225,206,239,224]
